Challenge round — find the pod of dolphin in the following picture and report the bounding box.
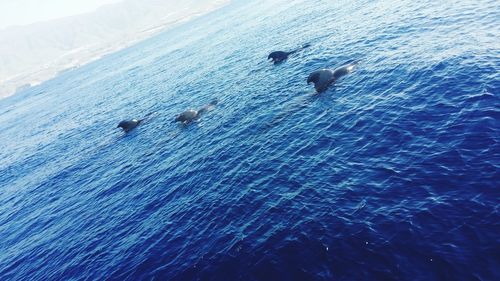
[117,44,358,133]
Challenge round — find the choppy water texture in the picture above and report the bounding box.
[1,0,499,280]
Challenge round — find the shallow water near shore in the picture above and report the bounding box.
[0,0,499,280]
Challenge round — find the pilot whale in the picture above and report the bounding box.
[307,61,358,93]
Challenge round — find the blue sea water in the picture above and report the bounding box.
[0,0,499,280]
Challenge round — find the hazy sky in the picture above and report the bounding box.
[0,0,123,29]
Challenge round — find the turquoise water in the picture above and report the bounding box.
[0,0,499,280]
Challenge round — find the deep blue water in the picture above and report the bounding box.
[1,0,499,280]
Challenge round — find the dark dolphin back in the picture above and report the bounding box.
[333,61,358,80]
[268,51,289,60]
[289,43,311,55]
[197,99,218,116]
[117,119,140,132]
[333,67,350,79]
[197,107,208,116]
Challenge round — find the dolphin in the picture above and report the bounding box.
[268,43,311,64]
[307,61,358,93]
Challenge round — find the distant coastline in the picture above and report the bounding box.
[0,0,230,99]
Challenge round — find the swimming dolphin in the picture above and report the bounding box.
[117,119,141,132]
[268,44,311,64]
[307,61,358,93]
[174,99,219,124]
[117,112,156,133]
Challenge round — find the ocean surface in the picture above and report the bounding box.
[0,0,499,280]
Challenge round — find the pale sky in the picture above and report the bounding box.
[0,0,123,29]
